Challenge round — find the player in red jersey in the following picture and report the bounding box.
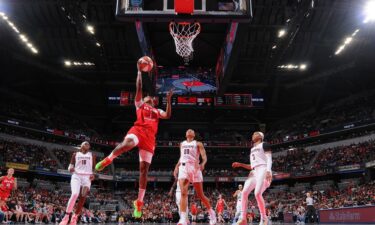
[95,67,173,218]
[191,201,198,223]
[215,195,227,223]
[0,168,17,205]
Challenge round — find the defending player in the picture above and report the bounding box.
[232,184,243,224]
[60,141,96,225]
[0,168,17,206]
[173,129,216,225]
[95,67,173,218]
[233,132,272,225]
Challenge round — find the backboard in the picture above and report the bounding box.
[116,0,252,23]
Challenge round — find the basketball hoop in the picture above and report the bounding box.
[169,22,201,62]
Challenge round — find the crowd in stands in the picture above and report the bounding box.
[312,140,375,170]
[0,139,112,175]
[268,92,375,144]
[0,185,111,224]
[273,149,317,173]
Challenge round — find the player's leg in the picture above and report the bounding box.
[175,191,181,216]
[71,182,90,225]
[133,150,153,218]
[193,182,216,225]
[238,177,256,225]
[254,168,267,225]
[95,134,138,171]
[178,179,190,225]
[60,175,81,225]
[233,202,241,224]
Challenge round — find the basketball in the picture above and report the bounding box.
[137,56,154,72]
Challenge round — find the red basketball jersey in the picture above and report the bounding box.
[133,103,161,136]
[217,199,225,210]
[0,176,15,192]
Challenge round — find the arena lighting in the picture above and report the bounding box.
[352,29,360,36]
[344,37,352,44]
[86,25,95,34]
[96,42,101,47]
[0,13,39,54]
[64,60,72,67]
[64,60,95,67]
[278,29,286,38]
[363,0,375,23]
[278,63,308,71]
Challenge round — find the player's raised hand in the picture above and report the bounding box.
[166,89,174,100]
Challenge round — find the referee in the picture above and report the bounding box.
[306,192,316,223]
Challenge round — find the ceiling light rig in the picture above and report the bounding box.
[278,63,308,71]
[363,0,375,23]
[0,12,39,54]
[64,60,95,67]
[278,29,286,38]
[334,29,360,55]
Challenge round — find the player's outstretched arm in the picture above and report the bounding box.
[232,162,252,170]
[160,89,174,119]
[168,179,178,196]
[68,153,76,173]
[264,142,273,182]
[135,70,143,105]
[173,160,181,179]
[90,154,97,181]
[197,142,207,171]
[13,178,17,190]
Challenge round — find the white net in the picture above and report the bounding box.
[169,22,201,62]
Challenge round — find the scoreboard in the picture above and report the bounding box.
[215,94,252,107]
[108,92,263,108]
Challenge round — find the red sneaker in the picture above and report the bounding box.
[133,200,143,218]
[95,157,112,172]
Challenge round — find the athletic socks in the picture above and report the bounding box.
[138,188,146,202]
[107,153,116,161]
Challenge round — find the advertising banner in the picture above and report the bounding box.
[319,206,375,223]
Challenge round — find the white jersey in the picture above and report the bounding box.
[74,152,93,175]
[236,190,242,203]
[180,140,199,164]
[250,142,271,168]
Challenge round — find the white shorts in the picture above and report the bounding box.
[178,163,203,183]
[125,134,153,164]
[71,174,91,195]
[236,201,242,212]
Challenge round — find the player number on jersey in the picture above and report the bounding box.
[251,154,255,161]
[82,160,86,165]
[184,149,189,154]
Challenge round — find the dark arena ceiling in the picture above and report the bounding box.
[0,0,375,129]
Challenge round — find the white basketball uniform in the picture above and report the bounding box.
[236,190,242,213]
[178,140,203,183]
[250,142,269,186]
[71,151,93,194]
[239,142,272,220]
